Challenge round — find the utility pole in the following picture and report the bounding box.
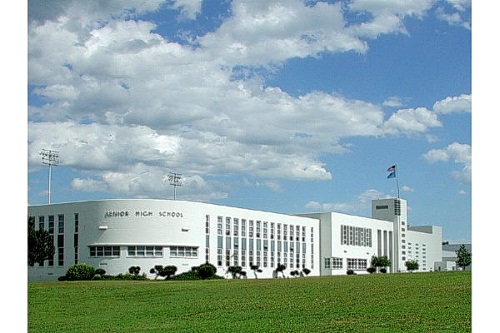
[167,172,183,200]
[40,149,60,204]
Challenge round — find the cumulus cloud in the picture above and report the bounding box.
[433,94,471,114]
[423,142,471,184]
[27,0,470,201]
[305,189,391,215]
[383,107,442,135]
[168,0,203,20]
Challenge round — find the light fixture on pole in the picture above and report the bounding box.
[167,172,183,200]
[40,149,60,204]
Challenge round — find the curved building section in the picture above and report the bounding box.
[28,199,320,281]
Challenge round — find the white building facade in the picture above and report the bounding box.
[28,198,442,281]
[28,199,320,281]
[300,198,442,275]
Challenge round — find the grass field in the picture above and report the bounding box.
[28,271,471,333]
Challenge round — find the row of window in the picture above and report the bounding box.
[340,225,372,247]
[35,214,80,234]
[324,257,368,270]
[32,214,80,267]
[88,246,197,258]
[217,216,313,242]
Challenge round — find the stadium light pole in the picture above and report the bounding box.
[167,172,183,200]
[40,149,60,204]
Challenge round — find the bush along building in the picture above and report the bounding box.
[28,197,442,281]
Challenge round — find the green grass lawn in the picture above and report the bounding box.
[28,271,471,333]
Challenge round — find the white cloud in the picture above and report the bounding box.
[168,0,203,20]
[383,107,442,135]
[383,96,405,108]
[305,189,391,215]
[433,94,471,114]
[198,0,367,67]
[423,142,471,184]
[436,1,471,29]
[27,0,470,201]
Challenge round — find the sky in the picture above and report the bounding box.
[25,0,472,243]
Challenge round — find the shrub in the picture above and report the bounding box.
[65,264,96,281]
[346,269,355,275]
[367,267,376,274]
[197,263,217,280]
[95,268,106,276]
[380,268,387,274]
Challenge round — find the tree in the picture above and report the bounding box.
[370,255,391,273]
[28,216,55,266]
[455,244,471,271]
[129,266,141,275]
[161,265,178,279]
[150,265,165,279]
[197,263,217,279]
[66,263,96,281]
[405,260,419,272]
[227,265,243,279]
[250,264,262,279]
[275,263,287,278]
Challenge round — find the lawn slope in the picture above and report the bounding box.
[28,271,471,333]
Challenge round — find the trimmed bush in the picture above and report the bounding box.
[65,264,96,281]
[197,263,217,280]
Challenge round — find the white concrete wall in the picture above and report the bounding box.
[28,199,320,281]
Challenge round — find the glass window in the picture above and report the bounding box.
[58,214,64,233]
[48,215,54,234]
[38,216,45,231]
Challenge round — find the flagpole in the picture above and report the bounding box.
[396,174,400,198]
[387,164,400,198]
[395,164,400,198]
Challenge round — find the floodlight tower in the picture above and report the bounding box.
[40,149,60,204]
[167,172,183,200]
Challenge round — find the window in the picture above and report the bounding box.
[170,246,198,258]
[341,225,372,247]
[74,213,79,233]
[249,220,254,238]
[241,219,246,237]
[127,246,162,257]
[325,258,332,268]
[347,258,368,270]
[332,257,343,269]
[217,216,223,235]
[58,214,65,233]
[233,218,239,236]
[38,216,45,231]
[48,215,54,234]
[91,246,121,257]
[226,217,231,236]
